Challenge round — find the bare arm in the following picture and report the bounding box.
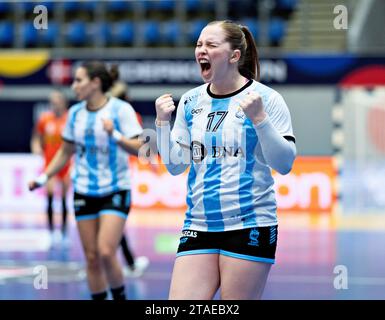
[30,129,43,155]
[115,135,144,156]
[29,140,75,191]
[45,140,74,177]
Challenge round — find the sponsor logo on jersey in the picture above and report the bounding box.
[211,146,245,158]
[191,141,245,163]
[235,106,246,120]
[191,141,207,163]
[191,108,203,115]
[184,92,204,105]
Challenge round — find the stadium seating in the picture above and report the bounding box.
[162,20,181,45]
[67,20,87,46]
[0,21,13,46]
[39,21,59,46]
[93,21,111,46]
[241,18,259,42]
[21,21,38,46]
[0,0,296,48]
[268,17,287,45]
[187,19,208,44]
[0,2,10,14]
[144,0,175,11]
[106,0,133,12]
[114,21,135,45]
[276,0,298,11]
[143,20,161,45]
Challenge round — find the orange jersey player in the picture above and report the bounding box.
[36,108,70,176]
[31,90,71,248]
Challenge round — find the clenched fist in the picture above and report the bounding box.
[155,93,176,122]
[239,92,267,125]
[102,118,114,135]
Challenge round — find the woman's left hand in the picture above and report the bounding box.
[239,92,267,125]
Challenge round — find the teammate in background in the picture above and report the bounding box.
[29,61,143,300]
[108,71,150,277]
[31,90,70,247]
[155,20,296,299]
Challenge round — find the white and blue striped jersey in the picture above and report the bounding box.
[171,79,295,231]
[62,97,143,196]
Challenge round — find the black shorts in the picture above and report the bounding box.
[176,226,278,264]
[73,190,131,221]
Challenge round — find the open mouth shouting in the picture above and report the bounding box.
[199,58,212,79]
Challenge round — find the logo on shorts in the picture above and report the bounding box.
[248,228,260,247]
[179,237,188,244]
[269,226,277,245]
[112,194,122,207]
[182,230,197,238]
[73,199,86,210]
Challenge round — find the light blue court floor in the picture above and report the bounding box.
[0,210,385,300]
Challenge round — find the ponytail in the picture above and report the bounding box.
[210,20,260,81]
[109,64,120,83]
[239,26,260,81]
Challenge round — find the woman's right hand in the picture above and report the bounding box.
[155,93,175,122]
[28,173,48,191]
[28,180,40,191]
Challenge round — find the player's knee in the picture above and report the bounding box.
[84,250,101,270]
[98,244,116,263]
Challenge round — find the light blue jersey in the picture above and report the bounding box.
[170,79,295,231]
[62,97,143,196]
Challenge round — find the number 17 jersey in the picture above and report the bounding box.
[172,79,295,232]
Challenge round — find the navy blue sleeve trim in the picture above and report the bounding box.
[62,137,75,144]
[284,136,296,143]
